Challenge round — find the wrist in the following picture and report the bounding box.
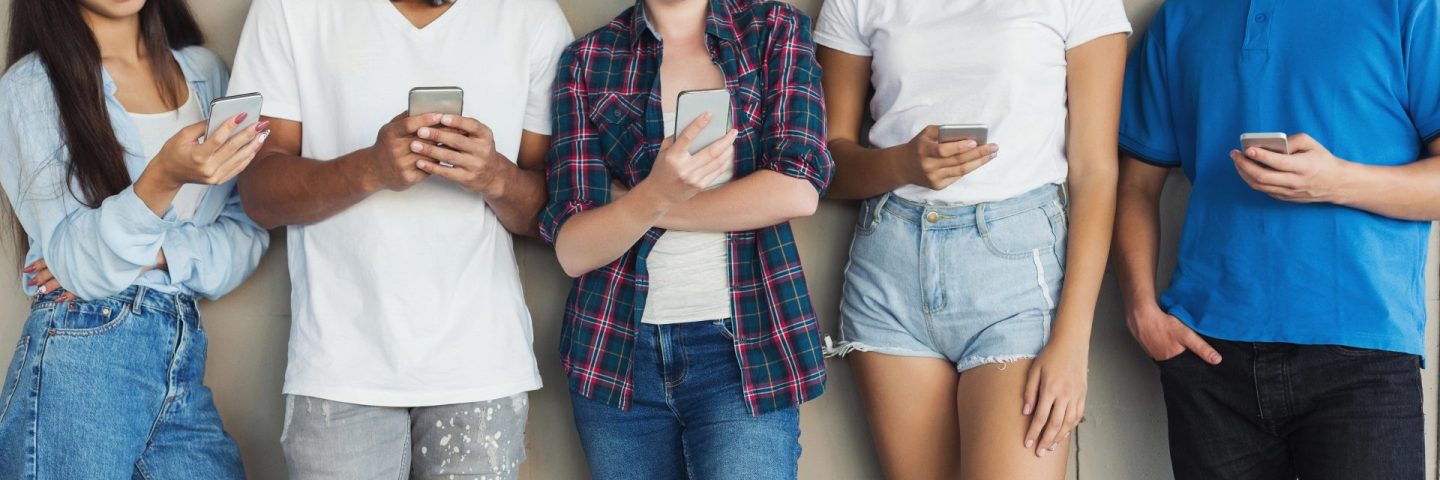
[342,147,386,193]
[136,167,183,197]
[477,157,516,199]
[882,144,916,187]
[1330,159,1368,206]
[629,181,681,216]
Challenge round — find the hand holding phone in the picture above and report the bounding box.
[155,93,267,186]
[901,125,997,191]
[649,105,737,204]
[1240,132,1290,155]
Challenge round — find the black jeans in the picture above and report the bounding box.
[1157,336,1423,480]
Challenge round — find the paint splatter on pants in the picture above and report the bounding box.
[280,393,528,480]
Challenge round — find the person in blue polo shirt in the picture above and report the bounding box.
[1115,0,1440,478]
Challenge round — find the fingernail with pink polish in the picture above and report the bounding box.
[255,120,271,132]
[234,112,248,125]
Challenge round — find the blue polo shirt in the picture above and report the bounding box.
[1120,0,1440,355]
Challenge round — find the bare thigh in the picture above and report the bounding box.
[851,352,960,480]
[956,359,1068,480]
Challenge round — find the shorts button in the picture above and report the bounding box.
[926,211,940,223]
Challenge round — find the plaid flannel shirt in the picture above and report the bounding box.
[540,0,833,415]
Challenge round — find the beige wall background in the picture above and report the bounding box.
[1,1,1436,478]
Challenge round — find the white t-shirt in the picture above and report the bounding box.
[641,112,733,325]
[127,91,208,221]
[227,0,573,406]
[815,0,1131,204]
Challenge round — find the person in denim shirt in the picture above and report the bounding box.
[0,0,268,477]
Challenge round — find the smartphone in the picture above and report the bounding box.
[207,93,263,141]
[1240,132,1290,154]
[938,124,989,145]
[675,88,732,155]
[409,86,464,116]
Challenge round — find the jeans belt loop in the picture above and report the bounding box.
[872,193,892,227]
[131,286,148,315]
[975,202,991,236]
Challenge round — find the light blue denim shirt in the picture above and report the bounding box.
[0,46,268,301]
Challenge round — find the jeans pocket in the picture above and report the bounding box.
[0,335,30,424]
[713,318,738,341]
[51,300,130,336]
[980,207,1060,259]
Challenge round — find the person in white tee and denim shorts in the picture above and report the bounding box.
[815,0,1131,478]
[227,0,573,478]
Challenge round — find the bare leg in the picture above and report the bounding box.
[850,352,961,480]
[957,359,1069,480]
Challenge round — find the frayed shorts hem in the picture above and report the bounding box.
[957,354,1038,373]
[824,338,946,360]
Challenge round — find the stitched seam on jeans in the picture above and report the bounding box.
[0,336,29,424]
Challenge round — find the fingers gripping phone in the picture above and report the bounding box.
[1240,132,1290,154]
[675,89,732,155]
[207,93,263,141]
[409,86,464,117]
[185,93,264,222]
[938,124,989,145]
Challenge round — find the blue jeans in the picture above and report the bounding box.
[569,320,801,479]
[0,287,244,479]
[1159,334,1423,480]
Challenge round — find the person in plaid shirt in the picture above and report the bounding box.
[539,0,832,477]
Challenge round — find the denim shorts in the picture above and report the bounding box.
[831,184,1068,372]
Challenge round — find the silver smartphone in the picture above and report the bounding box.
[207,92,263,141]
[1240,132,1290,154]
[409,86,464,116]
[675,89,732,155]
[938,124,989,145]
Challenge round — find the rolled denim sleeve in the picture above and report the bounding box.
[161,189,269,299]
[0,75,172,300]
[539,46,611,245]
[757,7,834,195]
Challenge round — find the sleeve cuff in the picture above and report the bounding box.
[762,151,833,196]
[539,200,598,245]
[1066,22,1134,50]
[109,185,175,237]
[160,232,195,286]
[812,32,873,57]
[1119,134,1182,167]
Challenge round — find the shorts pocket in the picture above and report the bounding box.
[980,207,1059,259]
[51,300,131,336]
[0,335,30,424]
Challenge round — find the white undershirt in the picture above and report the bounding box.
[127,91,207,221]
[640,112,734,325]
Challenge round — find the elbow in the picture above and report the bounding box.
[557,255,591,279]
[241,202,283,231]
[784,185,821,220]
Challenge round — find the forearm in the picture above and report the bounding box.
[656,171,818,232]
[1114,168,1167,315]
[1338,155,1440,220]
[480,162,547,237]
[160,213,269,299]
[1050,163,1116,344]
[554,184,673,277]
[238,148,382,229]
[825,139,908,200]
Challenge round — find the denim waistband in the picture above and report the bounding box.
[868,184,1066,230]
[32,285,197,319]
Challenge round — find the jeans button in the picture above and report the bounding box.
[926,211,940,223]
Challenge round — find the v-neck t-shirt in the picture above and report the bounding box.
[227,0,574,406]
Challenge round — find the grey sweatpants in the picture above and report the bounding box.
[280,393,529,480]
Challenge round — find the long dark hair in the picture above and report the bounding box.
[4,0,203,259]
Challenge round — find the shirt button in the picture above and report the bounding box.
[926,211,940,223]
[1254,13,1268,23]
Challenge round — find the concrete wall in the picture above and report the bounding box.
[0,1,1433,478]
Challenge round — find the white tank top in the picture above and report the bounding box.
[127,91,208,221]
[640,112,734,324]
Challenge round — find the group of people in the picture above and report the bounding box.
[0,0,1436,479]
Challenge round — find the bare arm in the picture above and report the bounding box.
[1022,33,1127,456]
[1341,144,1440,220]
[1113,155,1169,315]
[1233,135,1440,221]
[609,170,816,232]
[817,46,995,200]
[238,113,437,229]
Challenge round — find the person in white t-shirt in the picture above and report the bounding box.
[815,0,1130,478]
[226,0,572,477]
